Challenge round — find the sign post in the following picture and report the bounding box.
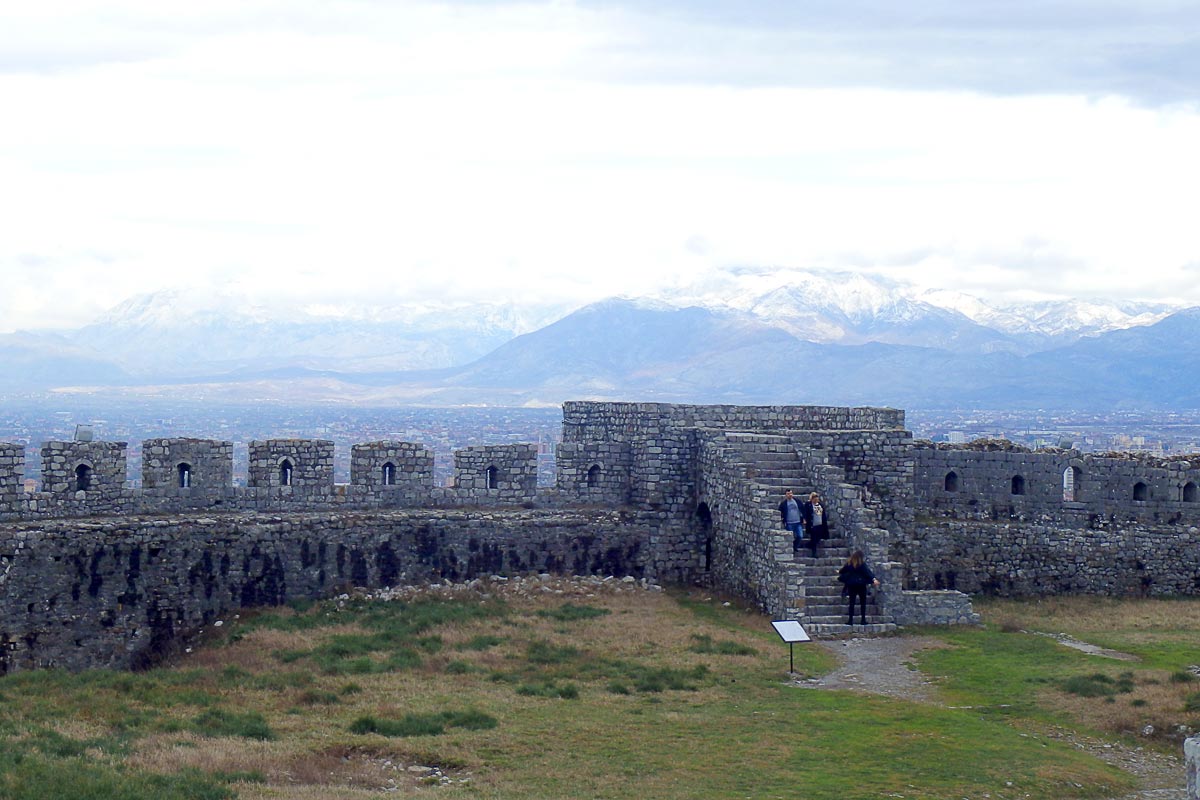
[771,620,811,674]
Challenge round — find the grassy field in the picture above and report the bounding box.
[1,579,1197,799]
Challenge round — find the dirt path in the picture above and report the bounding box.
[791,635,1188,800]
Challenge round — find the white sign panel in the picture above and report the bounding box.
[771,620,811,643]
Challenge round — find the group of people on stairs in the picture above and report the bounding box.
[778,489,881,626]
[777,489,828,556]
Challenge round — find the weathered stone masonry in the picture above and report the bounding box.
[4,401,1200,673]
[0,509,648,673]
[904,444,1200,597]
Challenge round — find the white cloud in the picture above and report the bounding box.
[2,1,1200,331]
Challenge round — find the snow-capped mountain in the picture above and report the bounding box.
[66,289,574,377]
[657,270,1178,351]
[2,272,1190,409]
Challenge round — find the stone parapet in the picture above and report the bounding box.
[915,446,1200,523]
[142,438,233,492]
[247,439,335,492]
[0,443,22,501]
[453,444,538,504]
[350,441,434,494]
[0,507,661,673]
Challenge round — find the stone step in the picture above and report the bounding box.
[803,613,887,624]
[808,602,870,613]
[806,588,874,600]
[804,622,898,637]
[726,443,796,453]
[790,549,851,562]
[724,432,794,444]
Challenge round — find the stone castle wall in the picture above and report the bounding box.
[915,445,1200,523]
[903,443,1200,597]
[350,441,435,505]
[4,401,1200,673]
[695,435,795,616]
[560,401,905,444]
[453,444,538,504]
[0,443,22,501]
[896,515,1200,597]
[0,509,658,673]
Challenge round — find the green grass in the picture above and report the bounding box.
[250,596,509,673]
[1060,672,1135,698]
[459,634,506,650]
[536,603,611,622]
[687,633,758,655]
[0,753,235,800]
[189,709,275,741]
[348,709,499,737]
[6,589,1192,798]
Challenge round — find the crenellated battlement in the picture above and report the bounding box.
[914,442,1200,524]
[4,400,1200,674]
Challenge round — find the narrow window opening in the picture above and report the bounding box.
[1011,475,1025,496]
[944,471,959,492]
[485,465,498,490]
[1133,481,1149,502]
[382,462,396,486]
[280,459,294,487]
[1184,482,1198,503]
[74,464,93,492]
[177,463,192,488]
[586,464,601,487]
[697,502,713,571]
[1063,466,1081,502]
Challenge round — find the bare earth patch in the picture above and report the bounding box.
[792,634,1187,800]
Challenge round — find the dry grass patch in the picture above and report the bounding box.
[128,732,472,794]
[186,627,328,674]
[1035,667,1200,739]
[978,595,1200,634]
[127,732,284,777]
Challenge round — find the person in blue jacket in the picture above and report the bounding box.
[778,490,804,551]
[837,550,881,625]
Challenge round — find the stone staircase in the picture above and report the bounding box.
[794,543,894,636]
[722,431,897,637]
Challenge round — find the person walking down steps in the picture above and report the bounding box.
[778,490,804,552]
[801,492,829,557]
[837,550,880,625]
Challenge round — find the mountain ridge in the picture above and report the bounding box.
[2,273,1193,411]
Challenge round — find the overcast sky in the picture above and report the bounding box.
[3,0,1199,331]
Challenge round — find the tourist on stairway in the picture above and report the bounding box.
[778,489,804,552]
[838,550,881,625]
[800,492,829,557]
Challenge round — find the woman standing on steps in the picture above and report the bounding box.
[800,492,829,557]
[838,550,880,625]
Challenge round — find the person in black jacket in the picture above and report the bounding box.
[837,550,880,625]
[800,492,829,557]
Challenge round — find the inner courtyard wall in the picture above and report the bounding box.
[5,401,1200,673]
[0,508,658,673]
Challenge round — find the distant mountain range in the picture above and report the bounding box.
[1,273,1194,411]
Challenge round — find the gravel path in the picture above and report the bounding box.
[791,635,1187,800]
